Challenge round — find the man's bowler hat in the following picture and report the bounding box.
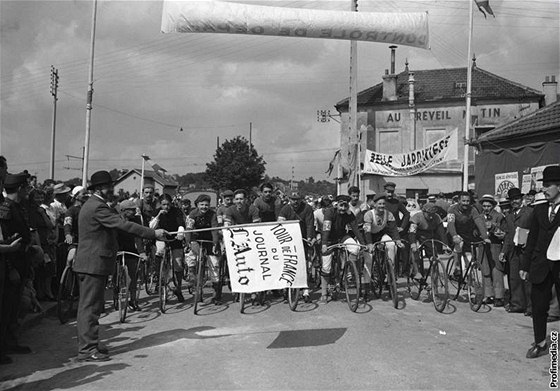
[540,165,560,184]
[507,188,523,200]
[3,172,29,189]
[87,170,114,190]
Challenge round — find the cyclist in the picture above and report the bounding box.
[224,189,261,226]
[383,182,410,276]
[278,191,315,303]
[253,182,281,222]
[149,194,186,302]
[223,189,261,303]
[408,203,448,278]
[319,195,366,304]
[216,190,234,227]
[184,194,221,304]
[447,191,490,281]
[117,200,148,311]
[137,180,159,226]
[348,186,366,217]
[363,194,403,289]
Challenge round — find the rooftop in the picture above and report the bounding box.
[477,100,560,143]
[336,66,544,109]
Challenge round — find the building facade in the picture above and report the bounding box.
[335,55,544,198]
[114,169,178,197]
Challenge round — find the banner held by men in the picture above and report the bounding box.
[161,0,430,49]
[223,221,307,293]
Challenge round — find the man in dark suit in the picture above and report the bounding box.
[521,165,560,359]
[501,188,533,314]
[74,171,167,362]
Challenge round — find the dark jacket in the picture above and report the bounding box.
[502,206,533,260]
[74,195,155,276]
[521,203,560,284]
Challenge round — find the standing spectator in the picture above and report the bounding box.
[348,186,365,216]
[27,189,56,301]
[137,179,159,226]
[0,173,33,356]
[479,194,507,307]
[501,187,533,315]
[74,171,167,362]
[51,183,71,282]
[253,183,280,222]
[520,166,560,358]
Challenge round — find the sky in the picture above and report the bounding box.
[1,0,558,183]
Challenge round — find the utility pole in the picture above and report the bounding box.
[82,0,98,187]
[249,122,252,146]
[290,165,295,190]
[49,65,59,180]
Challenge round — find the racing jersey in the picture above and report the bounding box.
[185,208,219,244]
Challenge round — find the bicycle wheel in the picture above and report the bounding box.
[135,261,144,303]
[370,253,383,299]
[194,248,208,314]
[288,287,300,311]
[446,255,460,295]
[467,261,483,312]
[57,266,78,324]
[343,260,360,312]
[159,256,171,313]
[239,293,246,313]
[118,265,129,323]
[386,258,398,309]
[407,252,422,301]
[145,255,158,295]
[431,259,449,313]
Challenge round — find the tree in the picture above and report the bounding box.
[206,136,266,191]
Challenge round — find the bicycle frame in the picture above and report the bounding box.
[368,239,406,309]
[115,251,142,323]
[446,240,485,311]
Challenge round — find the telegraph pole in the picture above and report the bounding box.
[49,65,59,180]
[82,0,98,187]
[249,122,252,146]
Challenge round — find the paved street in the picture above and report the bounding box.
[0,283,556,391]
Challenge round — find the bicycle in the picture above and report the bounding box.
[159,237,180,313]
[321,242,361,312]
[445,240,485,312]
[406,239,451,313]
[113,251,143,323]
[143,242,159,295]
[193,240,223,314]
[287,238,318,311]
[367,239,405,309]
[57,245,79,324]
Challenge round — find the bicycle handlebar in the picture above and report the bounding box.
[370,239,408,247]
[417,239,452,253]
[116,251,143,259]
[325,243,369,252]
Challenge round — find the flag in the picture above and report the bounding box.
[325,150,341,176]
[474,0,495,18]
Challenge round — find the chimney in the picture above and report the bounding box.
[543,75,558,106]
[408,72,415,110]
[382,46,398,101]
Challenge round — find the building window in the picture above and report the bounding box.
[378,129,401,154]
[406,188,428,199]
[424,128,446,146]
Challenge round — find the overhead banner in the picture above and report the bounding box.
[223,221,307,293]
[363,129,458,176]
[161,0,430,49]
[495,172,519,198]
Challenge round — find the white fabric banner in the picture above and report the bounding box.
[161,0,430,49]
[362,129,457,176]
[223,221,307,293]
